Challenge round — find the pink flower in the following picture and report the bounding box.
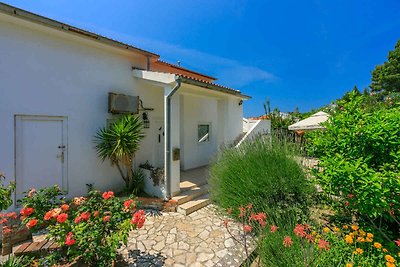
[318,239,330,250]
[243,224,252,233]
[57,213,68,223]
[283,236,293,247]
[102,191,114,200]
[28,188,36,198]
[65,232,76,246]
[103,215,111,223]
[270,225,279,233]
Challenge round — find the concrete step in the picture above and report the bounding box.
[179,180,208,192]
[177,194,211,216]
[172,184,210,205]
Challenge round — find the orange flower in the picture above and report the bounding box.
[333,227,340,232]
[351,225,359,231]
[283,236,293,247]
[102,191,114,200]
[374,242,382,249]
[318,239,330,250]
[57,213,68,223]
[61,204,69,211]
[386,262,395,267]
[294,224,306,237]
[123,199,135,211]
[323,227,330,233]
[102,215,111,223]
[93,211,100,217]
[20,207,34,217]
[345,235,354,244]
[44,210,53,221]
[383,248,388,253]
[357,237,365,243]
[353,248,363,255]
[130,210,146,229]
[26,219,38,229]
[238,206,246,218]
[346,263,353,267]
[385,255,395,263]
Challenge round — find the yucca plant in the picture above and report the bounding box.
[94,115,144,190]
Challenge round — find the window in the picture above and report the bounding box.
[198,124,210,143]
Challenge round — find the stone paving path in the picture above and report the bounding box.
[120,205,255,267]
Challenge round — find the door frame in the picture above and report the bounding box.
[14,115,68,202]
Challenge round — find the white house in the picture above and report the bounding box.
[0,3,252,204]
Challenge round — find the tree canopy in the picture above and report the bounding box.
[370,39,400,96]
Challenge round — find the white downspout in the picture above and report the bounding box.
[164,77,181,200]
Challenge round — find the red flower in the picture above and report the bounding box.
[103,215,111,223]
[305,234,315,243]
[57,213,68,223]
[124,199,135,211]
[294,224,306,238]
[20,207,34,217]
[247,203,253,210]
[61,204,69,211]
[270,225,279,233]
[65,232,76,246]
[243,224,252,233]
[102,191,114,200]
[93,211,100,217]
[223,219,229,227]
[26,219,38,229]
[255,212,267,227]
[395,239,400,247]
[227,208,232,215]
[131,210,146,228]
[74,216,82,224]
[318,239,330,250]
[80,212,90,221]
[0,218,7,224]
[283,236,293,247]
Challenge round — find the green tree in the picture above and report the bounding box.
[0,173,15,211]
[370,39,400,96]
[94,115,144,190]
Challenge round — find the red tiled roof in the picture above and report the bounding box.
[155,60,217,81]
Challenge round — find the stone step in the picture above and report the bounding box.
[172,184,210,205]
[179,180,208,192]
[177,194,211,216]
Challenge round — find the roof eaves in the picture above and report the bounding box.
[0,3,159,58]
[178,75,251,99]
[156,60,217,81]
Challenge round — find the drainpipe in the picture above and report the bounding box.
[165,77,181,200]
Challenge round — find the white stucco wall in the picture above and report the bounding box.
[179,93,219,170]
[0,13,161,200]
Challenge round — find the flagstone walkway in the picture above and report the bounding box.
[119,205,255,267]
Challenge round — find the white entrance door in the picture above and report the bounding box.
[153,121,164,168]
[15,115,67,200]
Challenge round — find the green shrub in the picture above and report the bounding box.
[209,137,314,220]
[308,92,400,226]
[0,173,15,211]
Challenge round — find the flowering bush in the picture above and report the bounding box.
[18,185,66,228]
[19,189,145,266]
[0,172,15,211]
[223,204,400,266]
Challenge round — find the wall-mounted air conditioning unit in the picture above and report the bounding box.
[108,92,139,114]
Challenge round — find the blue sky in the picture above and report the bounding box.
[4,0,400,116]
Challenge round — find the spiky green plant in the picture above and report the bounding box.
[94,115,144,189]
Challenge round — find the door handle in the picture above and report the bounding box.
[57,151,64,163]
